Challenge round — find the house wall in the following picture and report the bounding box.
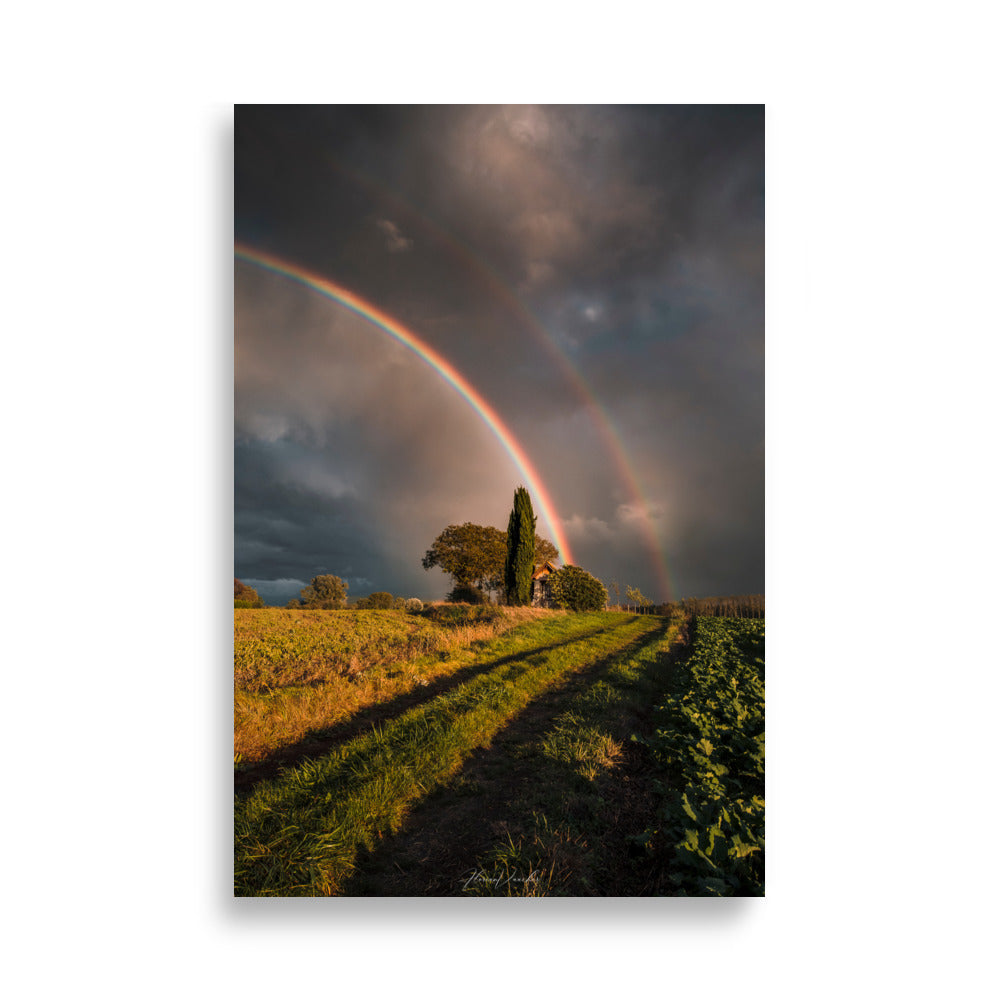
[531,574,557,608]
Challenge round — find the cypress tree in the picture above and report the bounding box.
[505,486,537,605]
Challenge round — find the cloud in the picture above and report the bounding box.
[234,106,764,601]
[375,218,413,252]
[562,513,615,544]
[239,578,307,607]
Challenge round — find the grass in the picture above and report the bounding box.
[439,614,685,896]
[234,611,669,896]
[234,605,557,767]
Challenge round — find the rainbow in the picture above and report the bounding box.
[320,161,674,599]
[235,243,574,565]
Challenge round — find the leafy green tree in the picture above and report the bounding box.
[234,578,264,608]
[355,591,394,610]
[533,535,559,567]
[422,523,507,595]
[625,585,652,613]
[548,565,608,612]
[294,574,348,609]
[505,486,536,606]
[422,523,559,601]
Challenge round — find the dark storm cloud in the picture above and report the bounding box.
[235,105,764,602]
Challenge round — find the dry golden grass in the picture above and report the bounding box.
[234,605,561,765]
[234,612,666,895]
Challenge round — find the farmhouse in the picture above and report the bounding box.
[531,559,560,608]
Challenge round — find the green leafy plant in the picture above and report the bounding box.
[354,591,394,610]
[417,603,502,628]
[548,565,608,612]
[634,616,765,895]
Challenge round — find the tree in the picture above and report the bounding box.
[533,535,559,567]
[422,523,507,596]
[294,574,348,609]
[422,522,559,601]
[355,591,394,610]
[505,486,536,606]
[625,585,652,614]
[548,565,608,612]
[234,578,263,608]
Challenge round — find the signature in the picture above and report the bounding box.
[461,869,542,892]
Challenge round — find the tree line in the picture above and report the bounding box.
[422,487,607,612]
[650,594,765,619]
[237,488,761,618]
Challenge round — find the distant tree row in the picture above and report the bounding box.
[604,580,653,613]
[353,592,424,612]
[603,582,764,619]
[282,575,424,612]
[653,594,765,619]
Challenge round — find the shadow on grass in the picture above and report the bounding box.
[341,618,688,896]
[234,617,641,798]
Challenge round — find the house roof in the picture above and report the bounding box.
[532,559,559,579]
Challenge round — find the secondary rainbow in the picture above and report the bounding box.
[324,160,675,600]
[235,243,574,565]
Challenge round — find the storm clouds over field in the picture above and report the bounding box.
[235,105,763,605]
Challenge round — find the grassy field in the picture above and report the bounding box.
[233,607,764,896]
[234,605,553,770]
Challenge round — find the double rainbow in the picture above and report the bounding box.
[236,243,574,565]
[317,161,675,600]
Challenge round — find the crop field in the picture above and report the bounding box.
[233,607,764,896]
[637,616,765,895]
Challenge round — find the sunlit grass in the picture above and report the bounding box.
[234,605,559,765]
[458,616,682,896]
[539,713,624,780]
[234,613,663,896]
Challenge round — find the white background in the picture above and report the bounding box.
[2,3,997,996]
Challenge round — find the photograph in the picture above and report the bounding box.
[234,104,764,896]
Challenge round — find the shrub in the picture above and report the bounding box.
[446,584,491,605]
[234,578,264,608]
[355,591,394,610]
[418,603,502,628]
[297,575,348,609]
[405,598,424,613]
[548,565,608,613]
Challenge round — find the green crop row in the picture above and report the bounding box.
[634,615,764,896]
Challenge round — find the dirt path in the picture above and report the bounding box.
[342,620,689,896]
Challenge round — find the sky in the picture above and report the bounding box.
[235,105,764,607]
